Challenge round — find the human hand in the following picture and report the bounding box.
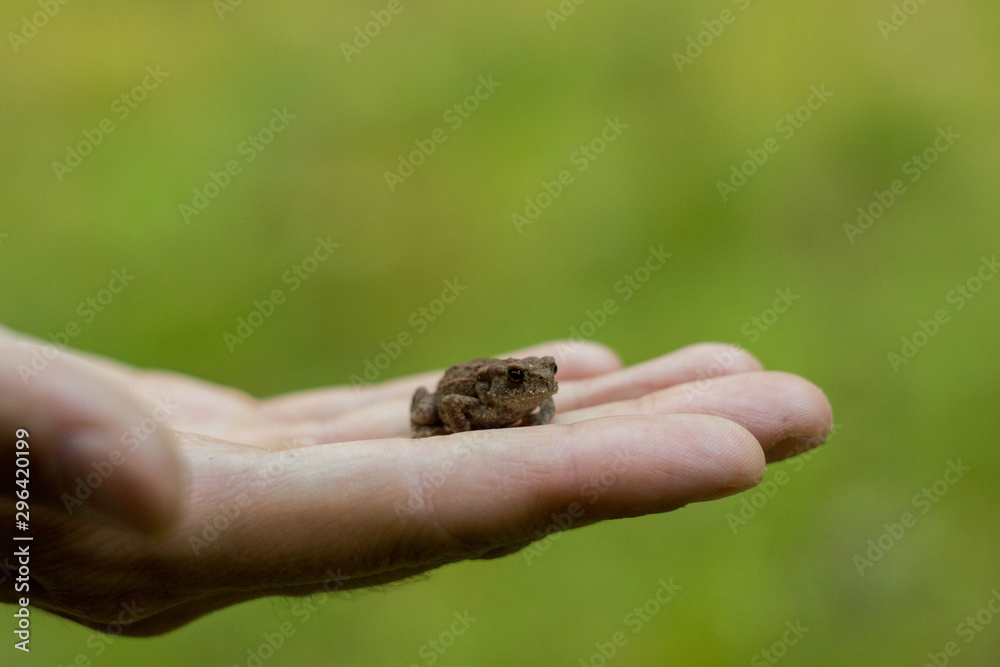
[0,325,831,635]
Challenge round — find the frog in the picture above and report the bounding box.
[410,356,558,438]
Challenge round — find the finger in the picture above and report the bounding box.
[0,342,184,533]
[557,371,833,462]
[258,340,622,424]
[0,327,261,436]
[189,414,764,588]
[237,343,760,447]
[553,342,763,412]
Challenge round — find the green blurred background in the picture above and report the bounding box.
[2,0,999,665]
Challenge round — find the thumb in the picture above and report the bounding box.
[0,341,183,533]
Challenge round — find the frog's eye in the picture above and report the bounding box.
[552,362,558,375]
[506,367,525,384]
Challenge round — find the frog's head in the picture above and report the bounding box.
[476,356,558,409]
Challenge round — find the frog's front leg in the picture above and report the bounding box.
[527,397,556,426]
[439,394,480,432]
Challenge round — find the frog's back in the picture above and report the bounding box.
[437,358,491,396]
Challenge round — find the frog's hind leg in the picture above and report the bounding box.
[411,387,445,438]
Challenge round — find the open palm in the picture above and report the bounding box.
[1,326,831,635]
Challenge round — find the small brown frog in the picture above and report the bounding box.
[410,356,558,438]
